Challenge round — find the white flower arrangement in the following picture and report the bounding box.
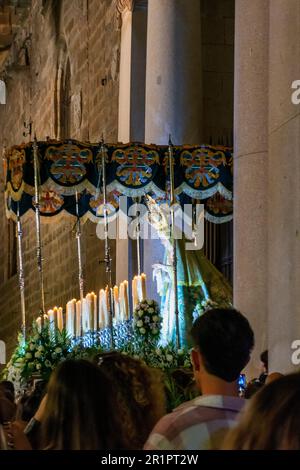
[133,299,162,343]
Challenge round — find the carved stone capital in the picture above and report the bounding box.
[115,0,134,30]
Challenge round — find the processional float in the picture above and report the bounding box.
[4,136,233,348]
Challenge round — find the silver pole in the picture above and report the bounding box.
[75,191,85,303]
[33,137,46,320]
[168,136,180,349]
[99,139,114,348]
[16,203,26,339]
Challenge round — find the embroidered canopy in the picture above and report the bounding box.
[4,140,233,224]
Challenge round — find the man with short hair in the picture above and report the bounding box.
[144,308,254,450]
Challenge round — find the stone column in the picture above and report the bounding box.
[117,0,147,142]
[145,0,202,145]
[268,0,300,373]
[116,0,148,284]
[117,1,134,144]
[234,0,269,378]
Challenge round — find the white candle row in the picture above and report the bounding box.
[65,281,131,337]
[36,273,147,338]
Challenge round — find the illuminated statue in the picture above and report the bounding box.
[148,196,233,347]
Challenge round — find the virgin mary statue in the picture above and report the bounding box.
[148,197,232,348]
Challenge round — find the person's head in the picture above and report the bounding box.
[260,350,268,374]
[223,373,300,449]
[95,351,166,449]
[191,308,254,393]
[41,359,121,450]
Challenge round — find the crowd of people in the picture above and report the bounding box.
[0,307,299,450]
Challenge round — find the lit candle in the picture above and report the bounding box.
[47,309,55,334]
[132,276,138,311]
[53,307,58,329]
[113,285,120,323]
[76,300,81,337]
[141,273,147,300]
[92,292,98,331]
[119,282,124,322]
[86,294,94,331]
[66,299,76,337]
[82,298,90,334]
[136,275,142,303]
[99,289,106,328]
[124,280,129,320]
[57,307,64,332]
[88,292,96,331]
[105,286,111,326]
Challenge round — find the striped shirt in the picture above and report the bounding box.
[144,395,245,450]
